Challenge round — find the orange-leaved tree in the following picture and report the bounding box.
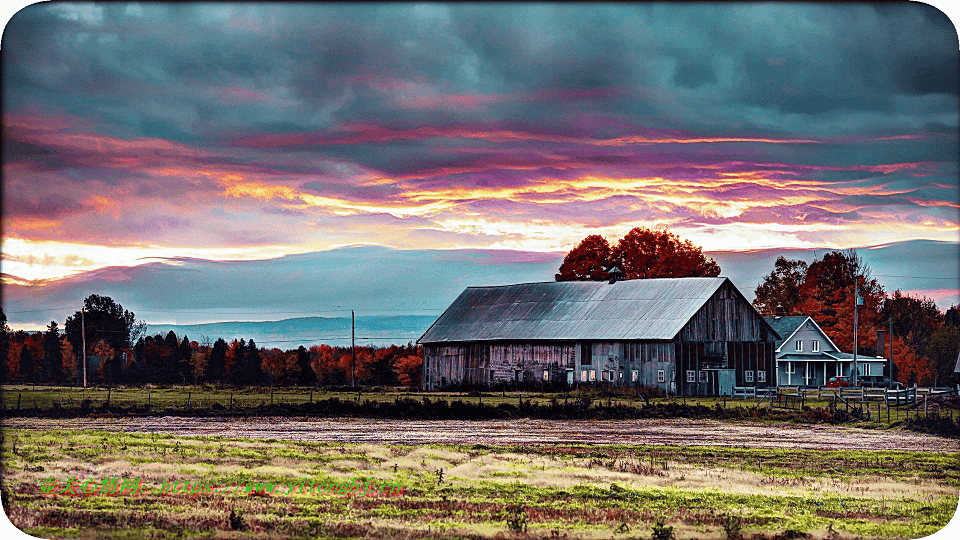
[555,235,611,281]
[557,227,720,281]
[795,250,885,356]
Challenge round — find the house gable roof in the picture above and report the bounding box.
[419,277,761,344]
[763,315,841,353]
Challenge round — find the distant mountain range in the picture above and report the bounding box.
[5,240,958,342]
[145,315,438,349]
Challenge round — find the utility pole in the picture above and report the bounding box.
[81,308,87,388]
[888,317,893,388]
[852,284,862,386]
[351,309,356,388]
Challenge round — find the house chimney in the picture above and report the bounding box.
[607,266,623,284]
[775,303,786,317]
[877,329,886,357]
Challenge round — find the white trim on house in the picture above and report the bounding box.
[774,316,842,354]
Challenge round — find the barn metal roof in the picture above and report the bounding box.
[418,277,731,344]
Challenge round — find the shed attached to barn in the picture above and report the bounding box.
[417,277,780,396]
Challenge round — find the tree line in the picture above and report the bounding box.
[0,295,423,388]
[752,251,959,387]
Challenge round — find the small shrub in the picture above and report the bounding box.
[504,504,527,534]
[228,509,247,531]
[651,518,674,540]
[721,514,743,540]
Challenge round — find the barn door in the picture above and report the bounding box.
[717,370,735,396]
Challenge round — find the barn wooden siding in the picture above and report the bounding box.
[423,343,576,386]
[419,278,780,393]
[675,281,777,395]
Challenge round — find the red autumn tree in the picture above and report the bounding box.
[890,334,930,386]
[555,235,612,281]
[309,345,344,385]
[395,354,423,388]
[796,250,884,356]
[557,227,720,281]
[609,227,720,279]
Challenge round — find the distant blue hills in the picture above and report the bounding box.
[5,240,958,339]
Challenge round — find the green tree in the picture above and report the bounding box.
[752,256,808,316]
[882,290,942,355]
[20,341,36,384]
[295,345,317,386]
[925,326,960,386]
[64,295,138,375]
[42,321,65,384]
[205,338,228,384]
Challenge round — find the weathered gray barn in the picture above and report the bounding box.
[418,277,780,396]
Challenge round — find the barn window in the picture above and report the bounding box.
[812,340,820,352]
[686,370,696,383]
[757,370,766,383]
[795,340,803,352]
[632,370,639,382]
[698,371,708,383]
[657,370,665,383]
[745,370,754,383]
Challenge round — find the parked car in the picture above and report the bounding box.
[826,376,860,388]
[858,376,905,389]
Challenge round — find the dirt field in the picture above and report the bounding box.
[5,416,957,453]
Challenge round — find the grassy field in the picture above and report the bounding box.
[1,427,957,539]
[2,385,956,433]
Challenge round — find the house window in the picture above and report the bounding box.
[589,370,596,382]
[785,363,796,375]
[619,371,624,380]
[543,370,549,381]
[490,369,495,381]
[686,370,696,383]
[812,340,820,352]
[745,370,754,383]
[632,370,639,382]
[757,370,766,383]
[581,370,587,381]
[698,371,708,383]
[657,370,665,383]
[795,340,803,352]
[601,370,608,381]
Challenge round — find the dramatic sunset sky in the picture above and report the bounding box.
[2,2,959,327]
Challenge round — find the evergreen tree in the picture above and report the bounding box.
[295,345,317,386]
[20,344,36,384]
[178,336,193,384]
[43,321,64,384]
[244,339,263,385]
[205,338,228,384]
